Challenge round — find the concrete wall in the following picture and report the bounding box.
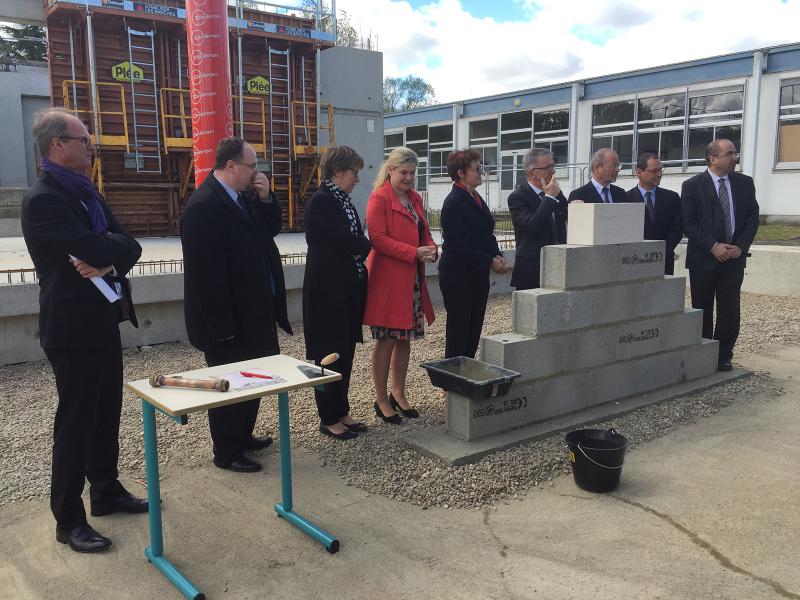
[0,63,50,236]
[320,47,384,218]
[0,256,515,366]
[0,64,50,189]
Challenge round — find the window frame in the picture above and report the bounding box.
[775,76,800,170]
[590,83,746,174]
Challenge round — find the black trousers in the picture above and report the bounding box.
[313,341,355,426]
[205,336,278,465]
[439,268,490,359]
[45,344,126,529]
[689,260,745,362]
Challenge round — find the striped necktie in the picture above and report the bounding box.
[717,178,733,243]
[602,187,611,203]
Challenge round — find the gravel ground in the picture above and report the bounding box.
[1,290,796,509]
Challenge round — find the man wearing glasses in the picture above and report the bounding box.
[22,108,147,553]
[625,153,683,275]
[181,137,292,473]
[568,148,627,204]
[507,147,568,290]
[681,139,759,372]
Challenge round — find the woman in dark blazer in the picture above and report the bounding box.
[303,146,372,440]
[438,149,509,359]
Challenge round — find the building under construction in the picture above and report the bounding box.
[44,0,337,235]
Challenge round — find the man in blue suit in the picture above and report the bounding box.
[625,153,683,274]
[568,148,627,204]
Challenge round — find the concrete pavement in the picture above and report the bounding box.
[1,345,798,600]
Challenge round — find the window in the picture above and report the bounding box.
[469,118,498,172]
[778,78,800,163]
[428,124,453,176]
[384,132,403,157]
[592,100,634,164]
[533,109,569,169]
[687,90,743,166]
[637,94,685,164]
[500,110,532,151]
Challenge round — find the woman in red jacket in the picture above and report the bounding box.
[364,147,437,423]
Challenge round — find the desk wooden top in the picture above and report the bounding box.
[125,355,341,417]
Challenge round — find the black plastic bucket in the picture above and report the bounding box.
[565,428,628,493]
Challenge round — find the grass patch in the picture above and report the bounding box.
[755,224,800,241]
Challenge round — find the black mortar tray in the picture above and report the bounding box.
[420,356,521,401]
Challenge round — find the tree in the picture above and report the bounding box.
[300,0,361,48]
[383,76,436,113]
[0,24,47,64]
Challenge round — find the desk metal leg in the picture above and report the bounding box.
[274,391,340,554]
[142,400,205,600]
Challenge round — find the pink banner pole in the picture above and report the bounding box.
[185,0,233,186]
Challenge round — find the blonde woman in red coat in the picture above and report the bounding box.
[364,147,437,423]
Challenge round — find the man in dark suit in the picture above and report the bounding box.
[568,148,627,204]
[681,139,759,371]
[21,108,147,553]
[508,147,567,289]
[625,153,682,275]
[181,137,292,473]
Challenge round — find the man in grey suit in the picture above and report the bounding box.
[681,139,759,371]
[507,148,567,290]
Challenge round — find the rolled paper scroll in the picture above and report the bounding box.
[149,374,230,392]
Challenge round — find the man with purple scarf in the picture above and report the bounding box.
[21,108,147,553]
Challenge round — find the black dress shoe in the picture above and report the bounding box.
[56,524,112,553]
[718,360,733,372]
[243,435,274,450]
[374,402,402,425]
[389,393,420,418]
[91,490,149,516]
[214,454,262,473]
[343,421,368,433]
[319,423,358,440]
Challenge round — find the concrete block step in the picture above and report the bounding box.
[513,275,686,336]
[541,240,668,290]
[484,308,704,381]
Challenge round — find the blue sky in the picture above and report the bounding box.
[404,0,524,21]
[338,0,800,103]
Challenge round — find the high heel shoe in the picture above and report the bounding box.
[389,393,419,418]
[373,402,402,425]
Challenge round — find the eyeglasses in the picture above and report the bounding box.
[713,151,740,159]
[601,163,621,170]
[530,163,556,171]
[470,164,485,174]
[235,160,258,169]
[346,168,360,177]
[60,136,91,148]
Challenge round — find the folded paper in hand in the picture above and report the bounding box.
[69,254,120,303]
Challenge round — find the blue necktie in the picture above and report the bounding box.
[235,193,246,212]
[602,187,611,204]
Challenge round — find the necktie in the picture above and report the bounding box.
[645,190,655,221]
[602,187,611,204]
[717,178,733,243]
[235,193,246,212]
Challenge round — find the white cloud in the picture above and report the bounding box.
[336,0,800,104]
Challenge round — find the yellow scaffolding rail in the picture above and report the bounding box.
[62,80,130,150]
[291,101,335,156]
[159,87,268,157]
